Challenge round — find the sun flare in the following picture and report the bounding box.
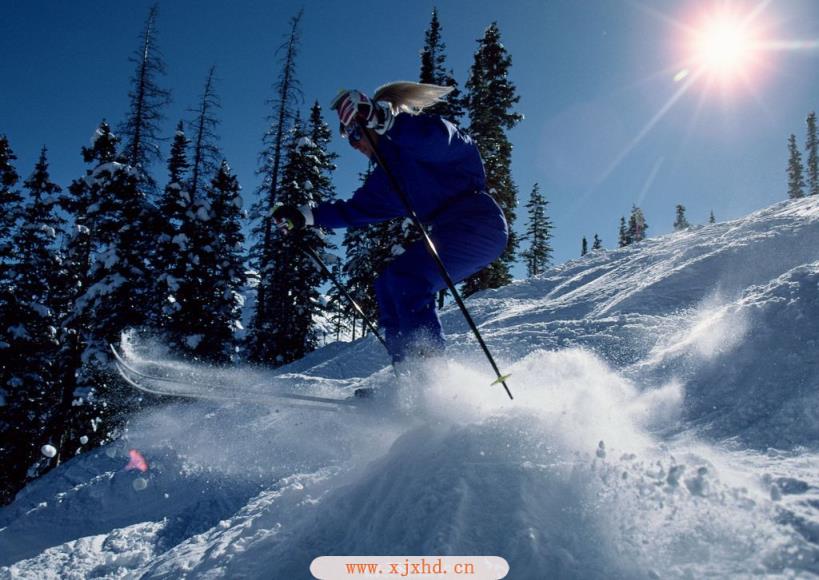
[691,11,759,79]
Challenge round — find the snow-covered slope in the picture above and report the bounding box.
[3,198,819,579]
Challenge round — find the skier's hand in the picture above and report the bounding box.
[272,204,308,233]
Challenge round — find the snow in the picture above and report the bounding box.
[40,446,57,459]
[32,301,53,317]
[195,206,211,222]
[171,233,188,251]
[296,136,315,151]
[3,197,819,578]
[8,324,29,340]
[90,127,115,146]
[38,224,56,238]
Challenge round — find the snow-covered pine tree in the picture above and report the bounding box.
[200,160,246,362]
[305,101,342,334]
[806,112,818,197]
[162,70,237,361]
[0,137,24,504]
[618,216,628,247]
[581,237,588,257]
[592,234,602,251]
[0,136,22,274]
[248,10,304,363]
[45,218,91,468]
[262,117,327,365]
[627,205,648,244]
[673,204,690,231]
[67,121,155,449]
[41,138,104,467]
[324,258,351,342]
[153,121,191,332]
[340,227,372,340]
[0,148,66,501]
[118,3,171,195]
[419,7,465,124]
[787,133,806,199]
[0,137,22,346]
[709,210,716,224]
[462,22,522,295]
[341,226,381,339]
[520,183,552,277]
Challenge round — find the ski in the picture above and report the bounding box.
[110,344,362,408]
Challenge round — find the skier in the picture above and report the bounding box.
[273,81,508,366]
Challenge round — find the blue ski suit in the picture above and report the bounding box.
[312,113,508,363]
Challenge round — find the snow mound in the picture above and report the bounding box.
[3,198,819,578]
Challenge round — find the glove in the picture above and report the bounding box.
[272,204,311,233]
[330,89,394,135]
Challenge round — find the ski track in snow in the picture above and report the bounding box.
[2,198,819,578]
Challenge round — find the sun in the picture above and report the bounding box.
[690,10,760,80]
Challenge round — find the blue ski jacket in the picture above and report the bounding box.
[312,113,491,229]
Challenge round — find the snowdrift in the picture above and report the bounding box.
[2,197,819,578]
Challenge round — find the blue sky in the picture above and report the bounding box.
[2,0,819,275]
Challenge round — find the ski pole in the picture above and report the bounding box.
[301,245,389,353]
[361,128,513,400]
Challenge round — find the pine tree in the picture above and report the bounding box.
[262,117,330,364]
[627,205,648,244]
[45,146,100,467]
[162,72,240,362]
[0,137,24,367]
[0,148,66,501]
[306,101,341,331]
[200,161,246,362]
[787,133,805,199]
[45,219,91,469]
[520,183,552,277]
[806,112,818,196]
[341,226,377,338]
[673,204,690,231]
[324,258,351,342]
[418,7,464,124]
[581,237,588,256]
[592,234,602,251]
[0,136,23,273]
[0,137,24,504]
[708,210,716,224]
[462,22,522,295]
[154,122,191,332]
[188,66,221,210]
[248,10,304,362]
[118,3,171,194]
[340,165,382,334]
[618,217,628,247]
[67,121,155,450]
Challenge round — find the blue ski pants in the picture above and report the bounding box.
[374,191,508,363]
